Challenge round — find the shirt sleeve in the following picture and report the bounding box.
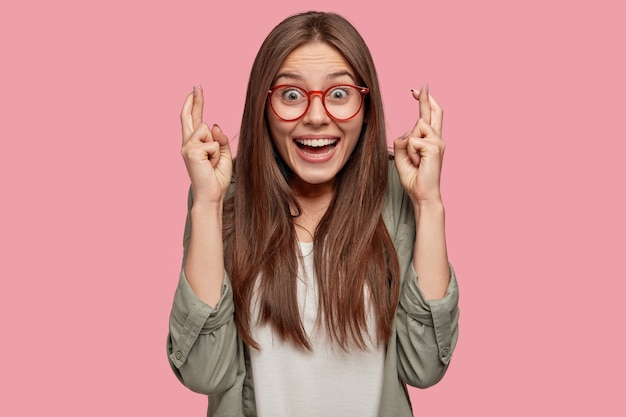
[395,263,460,388]
[167,271,240,395]
[166,185,241,395]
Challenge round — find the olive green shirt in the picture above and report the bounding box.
[167,161,460,416]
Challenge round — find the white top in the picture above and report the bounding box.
[249,241,385,417]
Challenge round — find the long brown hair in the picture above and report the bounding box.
[223,11,400,351]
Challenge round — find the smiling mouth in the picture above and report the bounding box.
[295,138,338,156]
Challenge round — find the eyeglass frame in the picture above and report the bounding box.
[267,84,370,122]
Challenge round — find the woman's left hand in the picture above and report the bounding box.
[393,86,445,205]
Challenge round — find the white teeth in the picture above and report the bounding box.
[297,138,337,147]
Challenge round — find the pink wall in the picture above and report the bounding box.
[1,0,624,415]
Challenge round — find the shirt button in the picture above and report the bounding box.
[175,351,182,360]
[441,347,449,357]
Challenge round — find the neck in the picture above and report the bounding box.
[291,175,335,200]
[290,178,335,243]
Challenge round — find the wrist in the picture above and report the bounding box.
[191,184,225,208]
[413,198,445,220]
[413,195,444,209]
[190,199,224,218]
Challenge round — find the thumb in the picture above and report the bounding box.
[394,132,421,167]
[211,124,232,155]
[393,132,410,157]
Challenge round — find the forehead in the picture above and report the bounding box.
[275,41,356,84]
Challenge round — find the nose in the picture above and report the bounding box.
[302,92,330,125]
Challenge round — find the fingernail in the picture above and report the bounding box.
[402,130,411,139]
[193,85,202,96]
[213,124,222,132]
[425,83,429,94]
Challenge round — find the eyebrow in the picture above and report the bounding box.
[274,70,357,84]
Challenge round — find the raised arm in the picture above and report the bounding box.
[393,86,449,300]
[180,86,233,307]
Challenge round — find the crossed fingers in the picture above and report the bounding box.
[410,86,443,139]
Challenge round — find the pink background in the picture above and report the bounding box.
[1,0,624,415]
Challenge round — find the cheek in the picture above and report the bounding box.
[345,117,366,142]
[271,126,288,140]
[267,117,294,159]
[267,110,288,136]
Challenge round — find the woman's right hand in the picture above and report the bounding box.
[180,86,233,204]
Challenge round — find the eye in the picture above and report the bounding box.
[279,87,306,102]
[327,86,351,101]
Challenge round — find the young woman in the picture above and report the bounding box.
[168,11,459,417]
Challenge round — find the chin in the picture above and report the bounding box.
[291,166,340,187]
